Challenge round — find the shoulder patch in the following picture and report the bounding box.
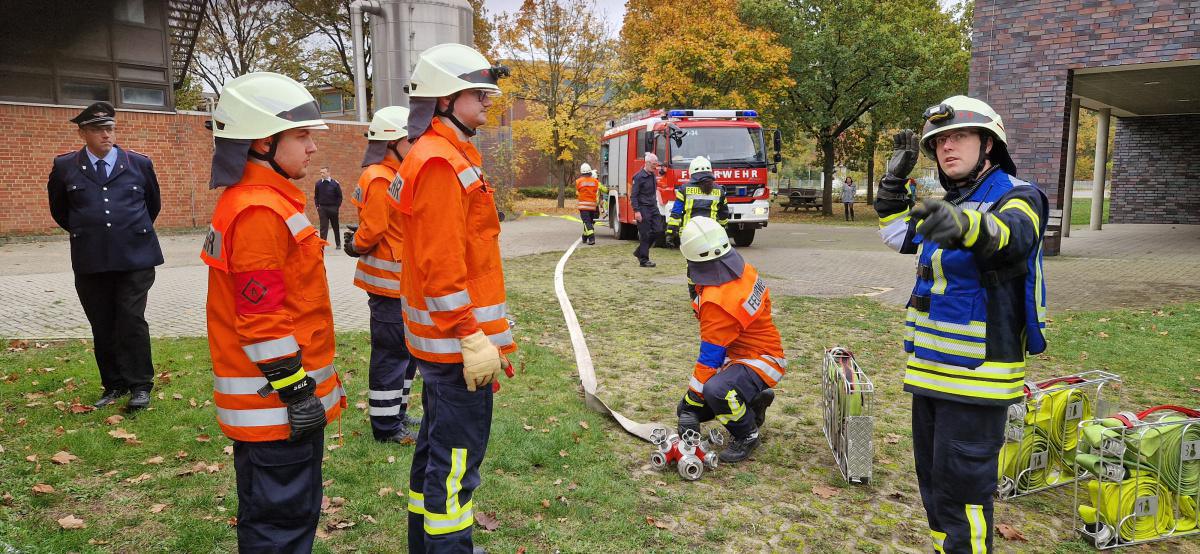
[741,277,768,317]
[388,174,404,202]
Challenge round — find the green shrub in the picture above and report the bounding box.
[519,186,575,199]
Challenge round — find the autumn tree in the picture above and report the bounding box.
[496,0,617,207]
[740,0,968,215]
[618,0,793,126]
[277,0,372,110]
[191,0,309,91]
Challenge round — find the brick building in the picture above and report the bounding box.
[970,0,1200,254]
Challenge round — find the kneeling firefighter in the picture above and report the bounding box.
[344,106,420,444]
[874,95,1049,554]
[675,217,785,463]
[575,162,606,245]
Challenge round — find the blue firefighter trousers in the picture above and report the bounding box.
[368,294,416,440]
[234,432,324,553]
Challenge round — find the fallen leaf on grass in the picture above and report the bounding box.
[69,402,95,414]
[475,512,500,532]
[224,446,233,456]
[996,523,1026,541]
[387,456,396,464]
[175,451,189,459]
[25,455,37,462]
[517,547,526,554]
[150,503,168,514]
[327,443,343,451]
[885,433,902,444]
[109,428,137,440]
[50,451,77,465]
[172,393,183,400]
[31,484,55,494]
[87,539,109,545]
[522,424,533,431]
[378,487,394,497]
[362,514,377,524]
[558,450,569,458]
[812,485,840,499]
[1,493,12,505]
[1098,332,1110,339]
[540,499,551,508]
[104,415,124,425]
[57,515,86,529]
[228,517,238,527]
[125,473,152,484]
[646,516,669,530]
[579,420,590,430]
[195,434,211,442]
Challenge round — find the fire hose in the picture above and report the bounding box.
[1023,377,1093,470]
[827,347,864,417]
[1081,406,1200,496]
[998,427,1061,492]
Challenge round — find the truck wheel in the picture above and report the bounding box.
[613,201,639,240]
[731,228,756,247]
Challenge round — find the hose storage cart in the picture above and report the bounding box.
[1074,405,1200,549]
[998,370,1122,499]
[822,347,874,484]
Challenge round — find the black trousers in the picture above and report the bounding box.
[634,210,663,262]
[317,205,341,246]
[844,202,855,220]
[235,433,324,553]
[912,394,1007,554]
[74,268,155,393]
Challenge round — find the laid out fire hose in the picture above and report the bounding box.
[1075,405,1200,544]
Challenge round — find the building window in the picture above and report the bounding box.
[114,0,146,24]
[319,92,343,114]
[120,85,166,106]
[62,80,112,102]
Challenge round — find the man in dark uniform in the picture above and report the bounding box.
[314,167,343,248]
[631,152,664,267]
[47,101,163,411]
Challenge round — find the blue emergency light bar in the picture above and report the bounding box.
[665,109,758,118]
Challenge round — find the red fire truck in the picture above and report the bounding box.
[599,109,781,246]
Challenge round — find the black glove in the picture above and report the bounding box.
[911,199,972,249]
[258,355,327,441]
[878,130,920,202]
[343,225,360,258]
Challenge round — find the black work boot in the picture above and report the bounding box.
[399,413,421,428]
[93,389,128,408]
[750,388,775,429]
[127,390,151,411]
[719,431,761,463]
[377,426,417,445]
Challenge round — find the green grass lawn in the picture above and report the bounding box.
[3,243,1199,552]
[1070,197,1110,227]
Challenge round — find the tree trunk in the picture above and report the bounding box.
[864,130,879,205]
[821,139,836,216]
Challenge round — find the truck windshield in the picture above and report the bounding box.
[670,127,766,167]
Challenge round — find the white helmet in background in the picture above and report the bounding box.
[580,162,593,175]
[688,156,712,175]
[680,217,732,263]
[408,43,506,99]
[368,106,410,141]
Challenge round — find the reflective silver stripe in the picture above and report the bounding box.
[369,389,403,401]
[355,269,400,290]
[763,355,789,369]
[739,357,784,383]
[370,405,401,416]
[689,376,705,393]
[472,302,508,323]
[913,332,986,356]
[241,336,299,362]
[202,225,222,259]
[426,290,471,312]
[909,311,986,338]
[879,217,909,252]
[360,255,402,272]
[401,298,434,326]
[457,166,482,189]
[214,364,336,395]
[424,504,474,532]
[690,194,720,202]
[216,384,345,427]
[285,213,313,237]
[405,328,513,354]
[959,201,994,212]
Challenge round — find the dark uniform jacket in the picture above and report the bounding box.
[314,177,343,207]
[47,146,164,274]
[630,168,659,215]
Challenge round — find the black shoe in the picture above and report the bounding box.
[750,388,775,429]
[718,432,761,463]
[93,389,128,408]
[126,390,151,411]
[472,548,489,554]
[587,237,596,245]
[399,413,421,428]
[377,426,417,444]
[639,260,656,268]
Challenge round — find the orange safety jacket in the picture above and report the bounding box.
[201,163,346,442]
[351,157,404,296]
[687,262,786,399]
[396,118,517,364]
[575,176,601,212]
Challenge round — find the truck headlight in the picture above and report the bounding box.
[753,207,768,215]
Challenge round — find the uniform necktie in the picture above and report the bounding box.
[95,159,108,179]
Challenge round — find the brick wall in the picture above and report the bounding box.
[970,0,1200,253]
[1110,114,1200,225]
[0,102,369,236]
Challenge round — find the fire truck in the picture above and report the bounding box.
[599,109,782,246]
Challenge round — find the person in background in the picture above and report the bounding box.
[842,176,856,221]
[631,153,664,267]
[314,167,343,248]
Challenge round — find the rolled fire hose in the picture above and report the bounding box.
[1024,378,1093,471]
[828,348,864,417]
[1080,406,1200,496]
[1078,470,1176,542]
[997,426,1062,491]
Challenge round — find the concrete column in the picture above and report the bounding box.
[1090,107,1111,231]
[1061,98,1080,237]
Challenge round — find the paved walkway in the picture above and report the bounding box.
[1,219,1197,338]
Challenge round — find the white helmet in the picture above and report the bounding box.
[368,106,410,141]
[580,162,592,175]
[688,156,712,174]
[212,72,327,140]
[920,95,1015,176]
[408,43,507,99]
[680,217,732,262]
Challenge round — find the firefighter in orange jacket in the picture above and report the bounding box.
[201,72,346,552]
[343,106,420,444]
[676,217,784,463]
[397,43,515,552]
[575,162,606,245]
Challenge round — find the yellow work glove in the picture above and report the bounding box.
[460,329,502,392]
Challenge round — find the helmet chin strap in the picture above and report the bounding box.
[248,136,296,180]
[436,93,478,138]
[388,141,404,162]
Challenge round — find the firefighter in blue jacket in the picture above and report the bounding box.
[874,95,1048,554]
[47,101,164,411]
